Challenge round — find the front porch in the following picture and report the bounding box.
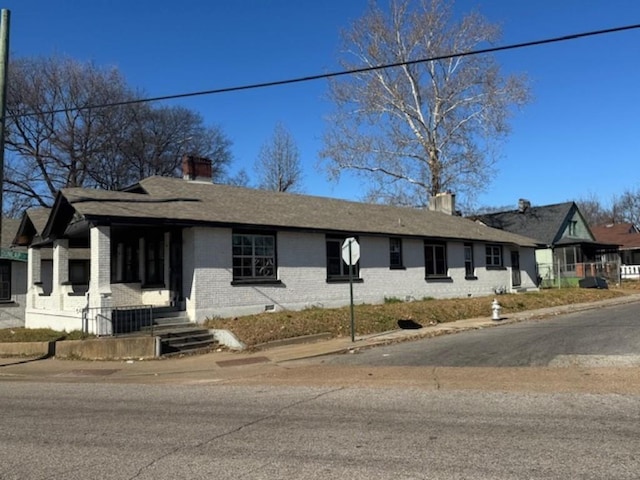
[25,224,187,334]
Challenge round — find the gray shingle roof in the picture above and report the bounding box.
[473,202,575,246]
[58,176,538,247]
[1,218,22,250]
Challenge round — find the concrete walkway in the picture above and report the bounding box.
[1,293,639,384]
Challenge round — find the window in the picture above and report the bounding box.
[145,235,165,285]
[389,237,403,269]
[232,232,276,281]
[425,242,447,277]
[69,260,90,285]
[464,243,475,278]
[568,220,578,237]
[0,261,10,301]
[112,238,140,283]
[326,236,359,281]
[486,245,503,267]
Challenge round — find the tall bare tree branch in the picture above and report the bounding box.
[320,0,530,207]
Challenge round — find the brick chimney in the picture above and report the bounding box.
[182,155,212,182]
[428,192,456,215]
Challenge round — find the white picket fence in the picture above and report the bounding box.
[621,265,640,280]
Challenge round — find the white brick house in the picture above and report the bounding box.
[15,158,540,334]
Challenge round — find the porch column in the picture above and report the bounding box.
[27,247,42,307]
[51,239,70,309]
[89,225,112,310]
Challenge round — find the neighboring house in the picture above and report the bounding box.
[0,217,28,328]
[591,223,640,280]
[473,200,619,286]
[14,157,539,335]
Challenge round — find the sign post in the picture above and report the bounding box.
[341,237,360,342]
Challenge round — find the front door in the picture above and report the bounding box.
[511,250,521,287]
[169,230,183,309]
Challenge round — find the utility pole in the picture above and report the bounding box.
[0,9,10,247]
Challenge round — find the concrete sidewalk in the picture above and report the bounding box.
[1,293,639,383]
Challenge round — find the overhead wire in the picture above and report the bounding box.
[8,23,640,120]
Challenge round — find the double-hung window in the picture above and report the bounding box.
[425,241,447,277]
[0,261,10,301]
[326,236,359,281]
[232,232,276,282]
[486,245,503,268]
[389,237,403,269]
[145,234,165,285]
[464,243,475,278]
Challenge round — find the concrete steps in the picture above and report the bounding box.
[158,327,218,356]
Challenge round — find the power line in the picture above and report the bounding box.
[10,23,640,120]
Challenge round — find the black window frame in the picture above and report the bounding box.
[485,244,503,268]
[232,231,278,283]
[464,243,476,279]
[389,237,404,269]
[326,236,360,282]
[144,234,165,286]
[111,237,141,283]
[0,260,10,302]
[424,241,448,278]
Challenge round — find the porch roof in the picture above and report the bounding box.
[41,176,538,248]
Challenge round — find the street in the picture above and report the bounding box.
[2,301,640,479]
[320,302,640,367]
[1,382,639,479]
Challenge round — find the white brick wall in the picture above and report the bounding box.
[184,227,538,322]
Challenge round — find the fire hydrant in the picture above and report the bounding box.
[491,298,502,321]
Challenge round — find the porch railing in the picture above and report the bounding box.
[82,304,154,336]
[537,261,621,288]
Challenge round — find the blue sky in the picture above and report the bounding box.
[3,0,640,211]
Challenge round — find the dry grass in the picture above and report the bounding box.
[204,285,635,347]
[0,328,90,343]
[3,282,637,346]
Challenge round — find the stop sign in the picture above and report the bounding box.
[341,237,360,266]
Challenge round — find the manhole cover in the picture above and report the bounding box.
[216,356,270,367]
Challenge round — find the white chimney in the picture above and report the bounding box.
[428,192,456,215]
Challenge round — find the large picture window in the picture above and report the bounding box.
[232,232,276,281]
[326,236,359,281]
[425,242,447,277]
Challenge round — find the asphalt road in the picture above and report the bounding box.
[1,382,639,479]
[321,302,640,367]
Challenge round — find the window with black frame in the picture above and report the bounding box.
[425,241,447,277]
[232,232,276,282]
[145,235,165,285]
[389,237,403,269]
[464,243,476,278]
[326,236,359,281]
[0,261,10,301]
[485,244,503,268]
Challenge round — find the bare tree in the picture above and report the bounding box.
[613,188,640,228]
[4,56,233,213]
[255,123,303,192]
[575,193,616,227]
[320,0,529,207]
